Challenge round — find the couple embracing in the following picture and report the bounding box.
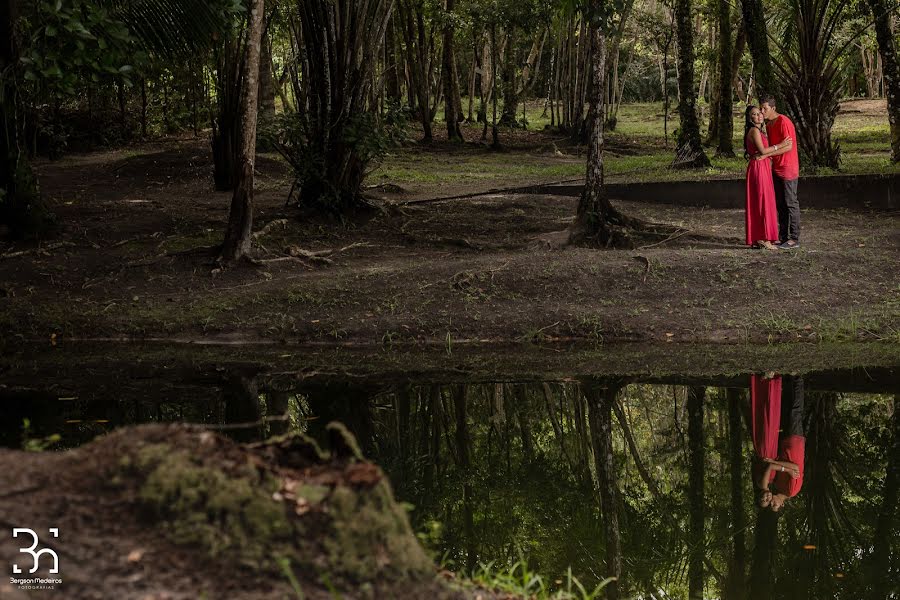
[744,95,801,250]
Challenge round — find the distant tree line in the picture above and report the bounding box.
[3,0,900,251]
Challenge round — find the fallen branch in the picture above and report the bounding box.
[0,241,76,260]
[253,218,289,239]
[284,241,374,264]
[401,233,481,250]
[634,229,690,250]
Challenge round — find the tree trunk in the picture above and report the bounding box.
[500,27,519,126]
[687,386,705,600]
[453,385,476,573]
[585,381,622,600]
[739,0,774,99]
[442,0,464,142]
[220,0,265,262]
[714,0,734,157]
[1,0,48,238]
[212,39,242,192]
[569,8,634,247]
[385,15,402,105]
[140,78,148,138]
[223,374,262,442]
[673,0,711,168]
[866,0,900,162]
[257,30,277,124]
[401,1,435,142]
[731,22,747,102]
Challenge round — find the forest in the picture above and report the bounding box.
[0,0,898,598]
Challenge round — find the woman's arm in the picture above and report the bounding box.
[763,457,800,478]
[758,463,777,489]
[750,128,793,159]
[767,138,794,157]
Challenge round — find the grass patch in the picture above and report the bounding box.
[391,98,899,187]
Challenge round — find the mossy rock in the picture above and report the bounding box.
[114,424,434,584]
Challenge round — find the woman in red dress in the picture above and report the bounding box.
[744,106,791,249]
[750,373,805,512]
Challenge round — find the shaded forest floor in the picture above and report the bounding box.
[0,100,899,346]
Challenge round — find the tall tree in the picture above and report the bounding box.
[567,1,631,247]
[220,0,265,261]
[739,0,774,98]
[442,0,464,142]
[673,0,711,168]
[500,26,519,126]
[687,386,705,600]
[866,0,900,162]
[713,0,734,157]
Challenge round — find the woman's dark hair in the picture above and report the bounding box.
[744,105,761,159]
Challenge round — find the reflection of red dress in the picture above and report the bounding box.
[745,132,779,245]
[750,375,805,497]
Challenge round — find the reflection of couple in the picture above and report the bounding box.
[750,373,805,512]
[744,95,801,250]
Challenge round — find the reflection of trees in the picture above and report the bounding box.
[687,387,706,600]
[584,379,623,599]
[725,388,747,600]
[870,394,899,598]
[783,391,855,599]
[275,380,893,597]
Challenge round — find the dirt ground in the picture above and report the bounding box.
[0,134,898,347]
[0,423,509,600]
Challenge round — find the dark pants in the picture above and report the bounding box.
[780,375,805,438]
[773,174,800,242]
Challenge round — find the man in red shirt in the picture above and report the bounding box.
[760,95,801,249]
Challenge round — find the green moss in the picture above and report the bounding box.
[115,434,435,584]
[132,443,293,566]
[323,481,433,581]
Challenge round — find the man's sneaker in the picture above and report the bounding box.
[778,240,800,249]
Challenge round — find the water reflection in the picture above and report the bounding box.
[0,368,897,599]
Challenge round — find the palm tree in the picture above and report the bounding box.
[773,0,854,169]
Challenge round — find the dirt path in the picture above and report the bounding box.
[0,139,897,346]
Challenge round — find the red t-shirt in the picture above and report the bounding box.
[771,435,805,497]
[766,115,800,180]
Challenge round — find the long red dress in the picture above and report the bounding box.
[745,131,779,246]
[750,374,805,497]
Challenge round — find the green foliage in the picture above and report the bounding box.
[20,418,61,452]
[19,0,139,96]
[472,556,614,599]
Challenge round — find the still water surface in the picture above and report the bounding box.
[1,354,897,599]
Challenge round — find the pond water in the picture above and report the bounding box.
[1,348,898,599]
